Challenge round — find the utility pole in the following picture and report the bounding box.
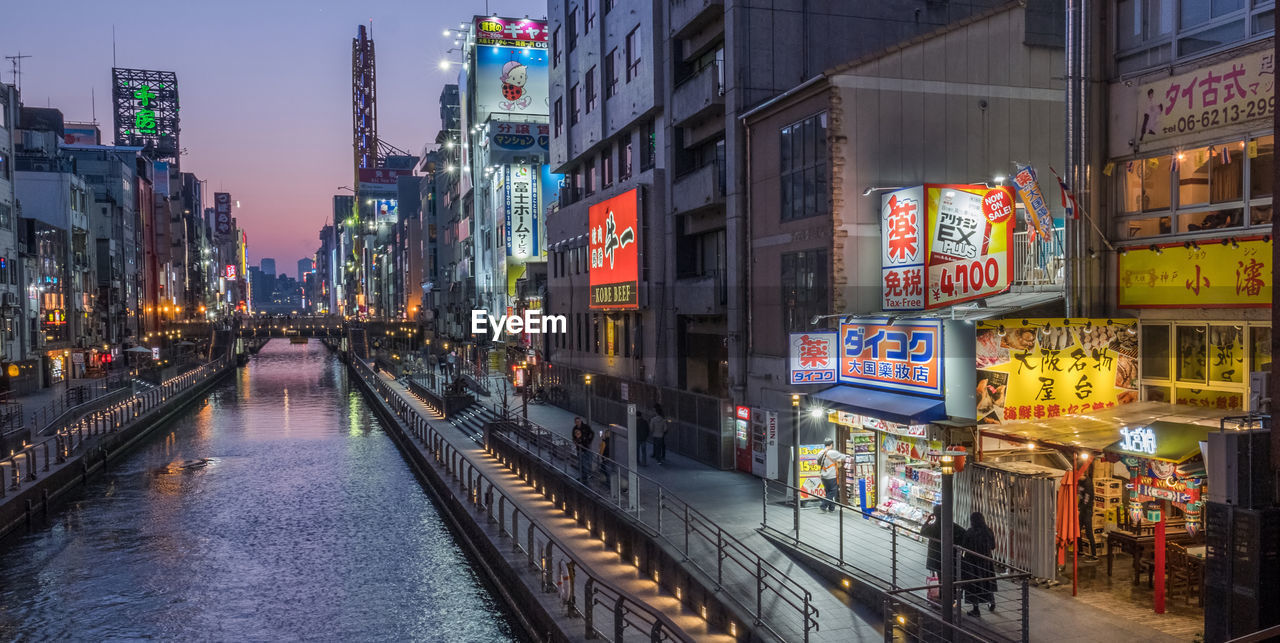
[4,53,31,93]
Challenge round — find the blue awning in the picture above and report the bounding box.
[811,385,946,426]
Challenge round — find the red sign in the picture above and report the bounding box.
[588,189,640,309]
[473,16,548,48]
[358,167,411,186]
[225,264,237,280]
[736,405,751,421]
[981,188,1014,223]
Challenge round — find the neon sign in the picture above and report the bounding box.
[1118,427,1157,455]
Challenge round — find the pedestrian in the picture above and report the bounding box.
[1078,477,1098,560]
[572,417,594,485]
[599,429,613,484]
[963,511,997,616]
[816,438,845,512]
[649,404,669,464]
[921,504,966,582]
[636,411,649,466]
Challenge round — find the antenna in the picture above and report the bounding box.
[91,86,97,123]
[112,25,117,67]
[4,52,32,93]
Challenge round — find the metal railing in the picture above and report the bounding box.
[761,479,1030,642]
[1011,226,1065,287]
[0,358,227,499]
[352,358,694,642]
[883,595,988,643]
[24,375,132,436]
[487,414,818,643]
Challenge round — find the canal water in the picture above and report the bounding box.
[0,341,520,641]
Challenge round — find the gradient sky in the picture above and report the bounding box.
[2,0,540,275]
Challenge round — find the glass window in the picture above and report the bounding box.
[1150,0,1176,35]
[1177,207,1242,232]
[1122,158,1143,213]
[552,27,561,67]
[602,145,613,186]
[1250,326,1272,373]
[1251,204,1272,226]
[585,66,597,113]
[1175,386,1244,409]
[780,113,829,221]
[1211,141,1245,203]
[1143,384,1172,403]
[569,83,580,125]
[1145,156,1173,211]
[1179,146,1211,205]
[1119,0,1143,49]
[781,249,829,332]
[625,27,641,82]
[605,48,618,98]
[1176,324,1208,383]
[1250,135,1273,197]
[1208,324,1244,383]
[567,8,578,52]
[1141,323,1171,380]
[1178,20,1246,57]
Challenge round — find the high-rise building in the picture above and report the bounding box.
[260,258,276,276]
[297,258,314,278]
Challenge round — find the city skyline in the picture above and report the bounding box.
[0,0,538,270]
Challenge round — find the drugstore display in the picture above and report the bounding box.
[843,430,877,509]
[875,433,943,530]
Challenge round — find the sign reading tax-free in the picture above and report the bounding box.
[588,189,640,309]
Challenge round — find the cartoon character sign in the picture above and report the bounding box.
[500,61,531,110]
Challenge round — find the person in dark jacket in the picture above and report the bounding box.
[962,511,998,616]
[636,412,649,466]
[921,504,965,576]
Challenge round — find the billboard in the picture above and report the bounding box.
[838,319,943,397]
[112,68,179,158]
[540,164,563,216]
[214,192,232,237]
[358,167,410,194]
[788,331,838,384]
[881,184,1015,310]
[975,318,1139,424]
[487,120,550,164]
[374,199,398,224]
[225,264,237,280]
[504,164,539,258]
[1117,236,1270,308]
[473,16,548,48]
[1136,49,1275,145]
[588,189,639,309]
[475,45,550,120]
[62,124,100,146]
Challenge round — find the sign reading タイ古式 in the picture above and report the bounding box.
[1136,49,1277,145]
[1118,237,1271,307]
[588,189,640,309]
[788,331,838,384]
[838,319,943,397]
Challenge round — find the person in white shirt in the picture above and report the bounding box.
[817,438,846,512]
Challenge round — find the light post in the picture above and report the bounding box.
[792,393,801,536]
[584,373,593,431]
[940,453,957,630]
[520,360,529,426]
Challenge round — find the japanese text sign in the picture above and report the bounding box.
[1118,237,1271,308]
[474,16,548,48]
[975,318,1139,424]
[488,119,551,164]
[881,187,926,310]
[504,164,539,258]
[1012,165,1055,243]
[926,185,1014,308]
[214,192,232,236]
[788,331,838,384]
[588,189,639,309]
[224,264,237,280]
[838,318,943,397]
[1137,49,1276,144]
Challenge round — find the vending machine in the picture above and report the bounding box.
[734,406,751,472]
[750,408,779,479]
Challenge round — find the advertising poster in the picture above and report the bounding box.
[504,164,538,258]
[214,192,232,236]
[541,164,563,217]
[788,331,838,384]
[881,187,926,310]
[1012,165,1055,244]
[1117,237,1270,307]
[925,185,1014,308]
[357,167,410,194]
[1136,49,1276,145]
[838,318,943,397]
[374,198,398,224]
[473,16,548,48]
[798,444,826,500]
[457,64,472,195]
[62,126,99,146]
[475,45,550,121]
[975,318,1139,424]
[588,189,639,309]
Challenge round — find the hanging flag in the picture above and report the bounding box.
[1221,145,1231,164]
[1012,164,1054,244]
[1049,166,1080,220]
[1102,161,1115,177]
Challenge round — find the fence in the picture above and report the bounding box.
[1011,226,1065,287]
[761,479,1030,642]
[487,414,818,643]
[0,358,226,500]
[27,375,133,437]
[352,358,694,642]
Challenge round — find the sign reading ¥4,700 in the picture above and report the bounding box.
[838,319,943,397]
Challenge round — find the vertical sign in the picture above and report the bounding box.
[214,193,232,237]
[1012,165,1054,244]
[881,187,926,310]
[505,164,537,258]
[588,189,640,309]
[788,331,838,384]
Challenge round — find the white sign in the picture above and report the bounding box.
[881,186,926,310]
[621,383,630,401]
[1118,427,1157,455]
[751,409,779,480]
[788,331,838,384]
[505,164,539,258]
[151,347,160,360]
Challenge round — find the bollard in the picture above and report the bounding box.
[26,447,36,481]
[43,441,50,472]
[10,460,19,489]
[583,578,596,638]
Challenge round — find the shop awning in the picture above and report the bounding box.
[979,401,1237,454]
[811,385,946,426]
[1103,420,1215,463]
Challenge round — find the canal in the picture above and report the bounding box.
[0,341,520,641]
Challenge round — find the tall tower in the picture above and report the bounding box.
[352,24,377,178]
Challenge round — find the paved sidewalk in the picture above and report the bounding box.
[448,381,1198,642]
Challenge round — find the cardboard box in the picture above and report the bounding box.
[1095,479,1122,494]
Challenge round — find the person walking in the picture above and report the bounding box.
[649,404,669,464]
[816,438,846,512]
[922,504,966,591]
[963,511,998,616]
[599,429,613,485]
[635,411,650,466]
[572,417,594,485]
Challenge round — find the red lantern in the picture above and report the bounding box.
[948,445,968,473]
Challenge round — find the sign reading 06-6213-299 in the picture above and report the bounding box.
[588,189,640,309]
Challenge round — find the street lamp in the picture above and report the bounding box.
[520,360,529,425]
[584,373,593,430]
[792,393,801,535]
[939,453,957,627]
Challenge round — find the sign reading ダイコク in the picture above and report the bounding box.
[1118,237,1271,308]
[838,319,943,397]
[1136,49,1276,145]
[788,331,838,384]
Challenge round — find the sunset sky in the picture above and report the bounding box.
[3,0,538,274]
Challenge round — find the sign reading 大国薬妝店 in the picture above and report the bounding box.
[1135,49,1276,145]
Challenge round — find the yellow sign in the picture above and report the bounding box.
[6,364,18,377]
[975,319,1139,424]
[1118,237,1271,308]
[1136,49,1276,144]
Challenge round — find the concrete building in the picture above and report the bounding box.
[0,84,27,380]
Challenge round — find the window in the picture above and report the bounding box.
[567,8,579,52]
[554,98,564,137]
[552,26,562,67]
[1117,0,1269,74]
[620,137,633,179]
[1140,321,1265,410]
[585,0,596,33]
[781,250,829,332]
[780,113,829,221]
[623,313,630,357]
[1250,135,1274,198]
[602,145,614,187]
[585,66,597,113]
[0,152,8,182]
[641,118,656,171]
[605,48,618,98]
[569,83,580,125]
[585,162,596,196]
[577,313,583,351]
[0,204,9,229]
[604,0,615,13]
[593,313,600,353]
[625,27,641,82]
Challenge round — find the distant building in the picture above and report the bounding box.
[260,258,276,276]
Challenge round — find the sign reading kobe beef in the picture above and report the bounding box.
[588,189,640,309]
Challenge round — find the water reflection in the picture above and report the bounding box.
[0,341,518,642]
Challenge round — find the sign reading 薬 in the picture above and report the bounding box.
[788,331,838,384]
